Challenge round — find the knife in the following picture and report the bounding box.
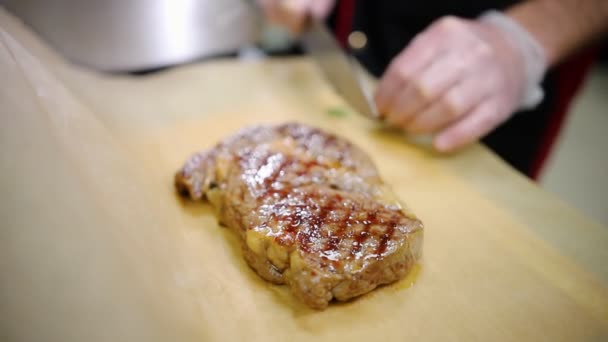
[300,19,379,119]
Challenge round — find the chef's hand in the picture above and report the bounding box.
[257,0,335,33]
[375,12,546,152]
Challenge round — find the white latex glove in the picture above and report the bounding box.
[257,0,335,33]
[375,11,546,152]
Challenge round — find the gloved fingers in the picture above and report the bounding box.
[258,0,334,33]
[383,84,420,127]
[405,77,493,134]
[384,53,469,129]
[374,29,442,115]
[374,71,405,118]
[433,99,506,152]
[309,0,335,20]
[279,0,309,33]
[257,0,309,33]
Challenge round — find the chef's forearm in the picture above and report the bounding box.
[506,0,608,66]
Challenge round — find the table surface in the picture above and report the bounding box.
[2,8,607,342]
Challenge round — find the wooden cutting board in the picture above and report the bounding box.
[1,8,607,342]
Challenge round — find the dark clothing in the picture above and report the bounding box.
[332,0,581,178]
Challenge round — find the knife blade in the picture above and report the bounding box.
[301,20,378,119]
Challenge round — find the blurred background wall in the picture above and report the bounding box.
[540,45,608,225]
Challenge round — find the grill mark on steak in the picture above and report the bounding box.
[377,223,397,256]
[175,123,423,309]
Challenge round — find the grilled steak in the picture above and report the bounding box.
[175,123,423,309]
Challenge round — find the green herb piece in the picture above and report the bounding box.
[327,107,349,118]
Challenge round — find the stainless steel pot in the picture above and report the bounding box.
[1,0,261,71]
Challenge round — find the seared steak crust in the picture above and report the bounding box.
[175,123,423,309]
